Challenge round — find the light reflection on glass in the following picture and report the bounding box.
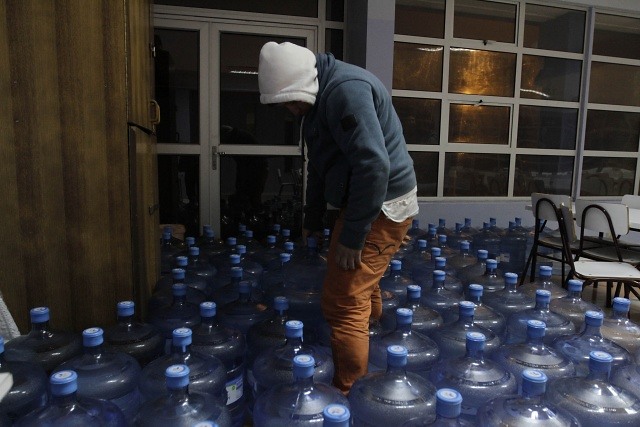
[521,55,581,102]
[449,48,515,96]
[449,103,510,145]
[394,42,443,92]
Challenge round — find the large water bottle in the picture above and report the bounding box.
[379,260,416,302]
[467,258,503,293]
[407,219,428,245]
[150,267,208,314]
[519,265,568,300]
[600,297,640,355]
[212,266,262,308]
[161,229,184,275]
[457,249,488,286]
[472,222,501,261]
[552,311,632,376]
[401,239,430,273]
[261,252,291,292]
[435,234,457,259]
[134,364,231,427]
[498,220,528,275]
[420,270,461,316]
[442,284,506,337]
[171,255,211,294]
[549,279,603,331]
[253,354,348,426]
[546,351,640,427]
[611,362,640,400]
[251,320,333,399]
[427,257,463,294]
[491,320,576,387]
[14,370,127,426]
[349,345,437,426]
[198,224,226,260]
[54,327,142,421]
[190,302,246,426]
[447,223,473,251]
[447,240,476,274]
[149,283,201,349]
[477,369,581,426]
[322,403,350,426]
[428,301,501,359]
[403,388,474,427]
[139,328,227,404]
[250,235,283,272]
[381,285,443,335]
[214,253,260,291]
[410,247,446,287]
[103,301,165,368]
[186,247,217,291]
[246,296,292,366]
[217,280,270,335]
[461,218,480,242]
[428,332,517,419]
[235,245,264,287]
[0,336,47,422]
[505,289,575,344]
[369,308,440,378]
[239,230,263,257]
[4,306,82,374]
[482,272,535,319]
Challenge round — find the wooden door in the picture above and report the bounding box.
[128,0,156,131]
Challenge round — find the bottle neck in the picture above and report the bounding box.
[612,309,628,320]
[586,369,610,382]
[467,294,482,304]
[84,345,104,357]
[457,314,474,325]
[51,393,78,406]
[534,301,550,312]
[171,343,192,356]
[117,314,135,329]
[30,321,50,333]
[396,322,412,335]
[583,323,603,337]
[465,346,484,360]
[286,336,304,351]
[295,375,315,392]
[167,386,190,401]
[526,334,545,346]
[567,290,582,299]
[201,315,219,328]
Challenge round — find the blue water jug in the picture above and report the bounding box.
[134,364,231,427]
[253,354,349,426]
[379,260,416,302]
[420,270,461,316]
[140,328,227,404]
[217,280,270,335]
[442,284,506,337]
[149,266,207,314]
[212,266,262,308]
[447,240,476,273]
[4,306,82,374]
[161,229,184,274]
[491,319,576,387]
[505,289,575,344]
[546,351,640,427]
[461,218,480,241]
[0,336,47,422]
[54,327,142,421]
[149,283,201,349]
[467,258,503,293]
[477,369,581,426]
[14,370,127,426]
[498,220,528,276]
[519,265,568,300]
[261,252,291,292]
[381,285,443,335]
[472,222,501,260]
[549,279,602,331]
[482,272,535,319]
[172,255,211,295]
[407,219,428,245]
[409,246,443,287]
[198,225,226,260]
[600,297,640,355]
[457,249,488,286]
[402,388,475,427]
[103,301,165,367]
[249,235,283,272]
[235,244,264,286]
[349,345,437,426]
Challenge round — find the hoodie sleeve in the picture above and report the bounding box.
[325,80,390,250]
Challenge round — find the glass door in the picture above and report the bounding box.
[153,17,315,240]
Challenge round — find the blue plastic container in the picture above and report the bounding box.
[442,284,506,337]
[217,280,270,335]
[381,285,443,335]
[482,272,535,319]
[402,388,475,426]
[457,249,488,286]
[420,269,461,316]
[379,260,416,302]
[322,403,350,427]
[149,267,208,314]
[472,222,501,261]
[600,297,640,356]
[149,283,201,349]
[549,279,603,331]
[519,265,568,300]
[467,258,503,293]
[447,240,476,273]
[498,220,528,276]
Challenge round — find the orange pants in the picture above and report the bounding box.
[321,211,412,393]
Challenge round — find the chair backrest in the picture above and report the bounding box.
[559,204,578,264]
[575,199,630,237]
[531,193,572,222]
[622,194,640,209]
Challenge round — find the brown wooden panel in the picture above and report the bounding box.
[128,0,154,130]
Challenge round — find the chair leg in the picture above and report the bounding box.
[605,281,613,308]
[521,244,536,286]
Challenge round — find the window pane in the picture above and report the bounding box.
[325,29,343,60]
[521,55,581,102]
[393,42,443,91]
[409,151,439,197]
[524,4,585,53]
[585,110,640,152]
[158,154,200,237]
[155,29,200,144]
[393,97,441,145]
[449,103,510,145]
[581,157,636,197]
[326,0,344,22]
[594,14,640,60]
[444,153,510,196]
[449,48,516,96]
[395,0,445,38]
[220,155,304,240]
[517,106,577,150]
[589,62,640,107]
[514,155,574,196]
[155,0,318,17]
[454,0,516,43]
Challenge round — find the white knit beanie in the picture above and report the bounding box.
[258,41,318,105]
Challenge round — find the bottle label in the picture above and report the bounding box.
[226,373,244,405]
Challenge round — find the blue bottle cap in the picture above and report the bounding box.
[267,235,276,244]
[396,307,413,325]
[162,231,171,240]
[589,351,613,373]
[412,219,420,227]
[293,354,315,379]
[117,301,135,317]
[307,237,317,248]
[238,224,246,232]
[468,284,483,297]
[539,265,552,277]
[433,270,446,282]
[273,224,281,232]
[226,237,237,246]
[477,249,488,260]
[460,240,470,250]
[527,320,546,338]
[236,245,246,255]
[172,268,186,280]
[613,297,631,312]
[229,254,241,265]
[189,246,200,256]
[186,236,196,246]
[439,218,446,227]
[165,364,190,389]
[194,422,218,427]
[504,272,518,284]
[466,331,485,351]
[282,228,291,236]
[172,328,192,346]
[407,285,421,299]
[567,279,583,292]
[435,257,446,268]
[535,289,552,303]
[486,259,498,269]
[431,247,442,257]
[285,320,304,338]
[279,252,291,263]
[387,345,408,368]
[245,230,253,238]
[0,336,4,353]
[82,327,104,347]
[522,369,547,396]
[323,403,351,424]
[273,296,289,311]
[205,228,215,238]
[30,307,50,323]
[50,370,78,396]
[438,235,447,244]
[171,283,187,296]
[417,239,427,248]
[200,301,216,318]
[284,241,294,251]
[585,310,604,326]
[238,280,251,294]
[436,388,462,418]
[231,266,243,278]
[459,301,476,317]
[390,260,402,271]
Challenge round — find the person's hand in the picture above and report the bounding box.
[334,242,362,270]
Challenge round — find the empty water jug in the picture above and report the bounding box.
[549,279,602,331]
[410,388,475,426]
[149,283,201,349]
[420,270,461,316]
[442,284,506,337]
[379,260,416,302]
[498,220,528,275]
[600,297,640,355]
[482,272,535,319]
[250,235,283,272]
[457,249,489,286]
[246,296,291,365]
[519,265,568,300]
[149,267,207,314]
[467,258,503,293]
[197,224,226,260]
[161,230,184,274]
[349,345,437,426]
[217,280,269,335]
[546,351,640,427]
[447,240,476,273]
[472,222,501,261]
[407,219,428,245]
[381,285,443,335]
[611,362,640,400]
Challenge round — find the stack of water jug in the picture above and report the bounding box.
[3,219,640,426]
